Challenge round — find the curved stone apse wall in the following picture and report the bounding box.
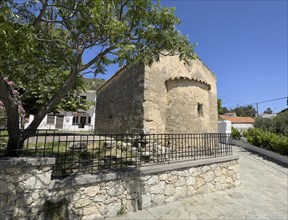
[165,77,213,133]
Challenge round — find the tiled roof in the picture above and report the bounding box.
[220,115,255,123]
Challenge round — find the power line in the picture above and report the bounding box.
[224,96,288,110]
[248,97,287,105]
[217,96,246,106]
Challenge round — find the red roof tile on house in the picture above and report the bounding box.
[220,115,255,124]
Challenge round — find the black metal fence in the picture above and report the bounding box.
[0,130,232,178]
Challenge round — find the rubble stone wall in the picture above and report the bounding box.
[0,156,239,219]
[95,64,145,134]
[144,56,218,133]
[0,158,55,220]
[95,56,217,134]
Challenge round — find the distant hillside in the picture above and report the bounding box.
[84,78,105,90]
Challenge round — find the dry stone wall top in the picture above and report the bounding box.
[0,155,239,219]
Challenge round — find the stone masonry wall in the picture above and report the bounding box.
[95,64,145,134]
[165,80,212,133]
[0,158,55,220]
[144,56,218,133]
[95,55,217,134]
[0,156,239,219]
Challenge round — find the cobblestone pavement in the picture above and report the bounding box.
[108,146,288,220]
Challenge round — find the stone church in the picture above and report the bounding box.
[95,55,218,134]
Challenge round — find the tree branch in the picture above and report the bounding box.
[119,0,130,21]
[80,46,116,71]
[38,19,63,24]
[26,45,84,132]
[26,67,79,131]
[33,0,49,27]
[61,14,81,45]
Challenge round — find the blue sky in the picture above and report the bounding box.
[91,0,288,114]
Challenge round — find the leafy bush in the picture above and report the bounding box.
[254,111,288,136]
[243,128,288,156]
[231,127,241,139]
[273,111,288,136]
[254,117,274,132]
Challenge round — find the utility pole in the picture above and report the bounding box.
[256,103,259,117]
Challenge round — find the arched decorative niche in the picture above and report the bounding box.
[165,76,211,92]
[164,76,212,133]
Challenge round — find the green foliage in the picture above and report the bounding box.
[1,0,194,115]
[84,78,105,90]
[254,111,288,136]
[217,98,229,115]
[243,128,288,156]
[1,0,195,154]
[21,73,92,115]
[233,105,256,117]
[273,111,288,136]
[263,107,273,114]
[220,105,256,117]
[254,117,274,132]
[0,2,91,115]
[217,98,222,115]
[231,127,241,140]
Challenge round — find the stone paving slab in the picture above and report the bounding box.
[107,146,288,220]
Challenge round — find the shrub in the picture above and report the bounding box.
[231,127,241,139]
[273,111,288,136]
[243,128,288,156]
[254,117,274,132]
[254,111,288,136]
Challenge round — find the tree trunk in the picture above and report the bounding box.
[1,64,80,156]
[5,129,22,156]
[0,77,22,156]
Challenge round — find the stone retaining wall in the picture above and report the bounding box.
[0,156,239,219]
[0,158,55,219]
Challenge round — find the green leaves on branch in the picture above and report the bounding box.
[254,111,288,136]
[243,128,288,156]
[1,0,195,136]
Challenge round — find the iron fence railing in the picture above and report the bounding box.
[0,130,232,178]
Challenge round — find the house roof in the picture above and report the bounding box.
[220,115,255,124]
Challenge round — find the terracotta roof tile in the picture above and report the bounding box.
[220,115,255,123]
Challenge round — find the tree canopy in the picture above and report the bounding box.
[263,107,273,114]
[254,111,288,136]
[0,0,195,155]
[219,104,257,118]
[217,98,229,115]
[233,105,256,118]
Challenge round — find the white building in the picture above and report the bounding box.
[25,90,96,132]
[261,113,277,119]
[219,114,255,131]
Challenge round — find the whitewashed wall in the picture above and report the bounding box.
[218,120,231,134]
[24,90,96,131]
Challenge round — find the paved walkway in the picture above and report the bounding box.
[108,146,288,220]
